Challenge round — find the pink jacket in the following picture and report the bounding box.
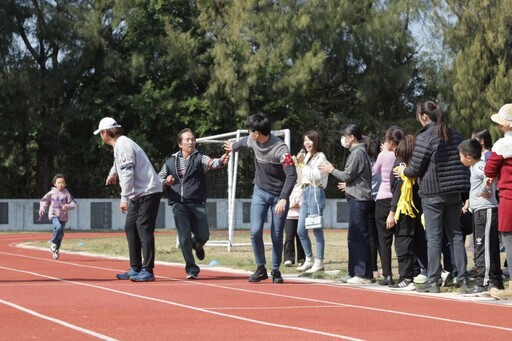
[39,187,77,222]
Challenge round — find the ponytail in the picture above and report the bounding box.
[417,101,451,142]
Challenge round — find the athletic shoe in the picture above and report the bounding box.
[413,273,428,284]
[417,282,440,293]
[130,269,155,282]
[193,240,205,261]
[248,266,268,282]
[186,273,198,280]
[52,250,59,260]
[390,278,416,291]
[50,243,57,252]
[440,270,452,287]
[284,260,293,267]
[116,268,139,280]
[454,277,469,290]
[271,269,284,284]
[379,276,394,286]
[461,286,489,297]
[339,275,352,283]
[346,276,372,285]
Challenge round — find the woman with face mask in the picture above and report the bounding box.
[319,124,374,284]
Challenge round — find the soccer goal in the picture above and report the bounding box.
[196,129,291,251]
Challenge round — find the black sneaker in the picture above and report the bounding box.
[248,266,268,282]
[461,286,489,297]
[390,278,416,291]
[271,269,284,284]
[192,240,205,261]
[417,282,440,293]
[379,276,394,286]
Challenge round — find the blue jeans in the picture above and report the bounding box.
[346,196,373,278]
[422,193,467,284]
[250,186,289,270]
[297,186,326,259]
[51,218,66,249]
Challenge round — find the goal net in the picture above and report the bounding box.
[196,129,291,251]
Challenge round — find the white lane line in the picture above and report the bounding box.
[0,266,362,341]
[0,298,118,341]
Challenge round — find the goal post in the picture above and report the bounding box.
[195,129,291,251]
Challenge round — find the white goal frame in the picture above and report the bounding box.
[196,129,291,251]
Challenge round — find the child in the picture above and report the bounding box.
[458,139,502,296]
[485,103,512,299]
[39,173,77,260]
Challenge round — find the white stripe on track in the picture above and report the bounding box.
[0,298,118,341]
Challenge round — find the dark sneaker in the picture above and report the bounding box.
[379,276,394,286]
[390,278,416,291]
[461,286,489,297]
[271,269,284,284]
[116,268,139,280]
[248,266,268,282]
[130,269,155,282]
[417,282,440,293]
[186,273,198,280]
[193,240,205,261]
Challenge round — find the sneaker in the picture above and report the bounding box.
[379,276,394,286]
[417,282,440,293]
[116,268,139,280]
[271,269,284,284]
[50,243,57,252]
[339,275,352,283]
[390,278,416,291]
[130,269,155,282]
[413,273,428,284]
[284,260,293,267]
[52,250,59,260]
[193,240,205,261]
[440,270,452,287]
[346,276,372,285]
[454,277,469,290]
[461,286,489,297]
[248,266,268,282]
[186,273,198,280]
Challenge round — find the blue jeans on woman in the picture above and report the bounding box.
[297,185,326,259]
[51,218,66,249]
[346,196,373,279]
[250,185,289,270]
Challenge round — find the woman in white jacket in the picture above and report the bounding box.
[296,131,329,273]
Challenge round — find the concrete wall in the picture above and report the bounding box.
[0,198,349,231]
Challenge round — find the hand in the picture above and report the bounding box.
[485,177,495,187]
[224,141,233,153]
[386,212,396,229]
[275,198,287,216]
[106,174,117,185]
[297,150,306,163]
[38,211,44,221]
[220,152,230,165]
[337,182,346,192]
[120,202,128,213]
[478,187,492,199]
[62,204,68,211]
[318,161,334,174]
[165,175,176,186]
[393,164,406,179]
[462,200,469,214]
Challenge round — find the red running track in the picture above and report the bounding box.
[0,232,511,340]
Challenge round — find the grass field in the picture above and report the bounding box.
[22,227,502,290]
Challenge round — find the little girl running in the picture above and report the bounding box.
[39,173,77,260]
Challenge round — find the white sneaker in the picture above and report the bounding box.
[305,259,324,274]
[413,273,428,284]
[50,243,57,252]
[340,275,352,283]
[297,257,314,272]
[440,270,452,287]
[284,260,293,267]
[346,276,371,284]
[52,250,59,260]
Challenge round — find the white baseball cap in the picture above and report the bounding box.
[94,117,122,135]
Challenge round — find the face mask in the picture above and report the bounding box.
[340,136,350,149]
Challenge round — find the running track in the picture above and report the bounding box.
[0,232,511,340]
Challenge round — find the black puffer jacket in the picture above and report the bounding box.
[403,122,470,197]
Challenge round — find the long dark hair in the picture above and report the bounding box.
[304,130,322,153]
[417,101,450,142]
[395,134,416,165]
[471,128,493,150]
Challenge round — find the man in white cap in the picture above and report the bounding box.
[94,117,162,282]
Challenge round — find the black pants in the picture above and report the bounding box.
[367,200,379,272]
[283,218,305,264]
[394,214,417,279]
[125,192,161,272]
[375,199,394,277]
[473,208,503,287]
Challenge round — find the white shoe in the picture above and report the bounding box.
[346,276,371,284]
[284,260,293,267]
[52,250,59,260]
[297,257,314,272]
[340,275,352,283]
[440,270,452,287]
[413,273,428,284]
[305,259,324,273]
[50,243,57,252]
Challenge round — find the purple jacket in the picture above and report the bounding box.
[39,187,77,222]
